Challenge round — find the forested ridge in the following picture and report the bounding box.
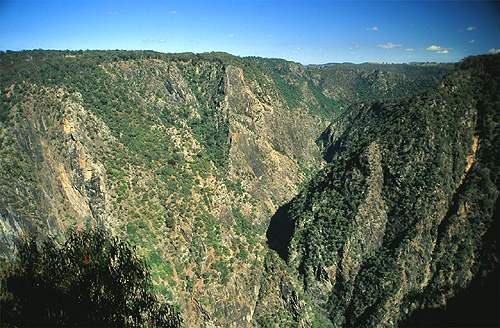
[247,56,452,118]
[268,53,499,327]
[1,49,497,327]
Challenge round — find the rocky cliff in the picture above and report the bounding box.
[269,54,499,326]
[0,49,462,327]
[249,57,452,118]
[0,50,326,326]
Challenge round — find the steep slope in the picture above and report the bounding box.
[248,57,452,119]
[268,54,499,326]
[0,50,325,326]
[0,49,457,327]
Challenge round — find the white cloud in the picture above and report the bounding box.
[406,48,414,51]
[466,26,476,31]
[170,11,177,14]
[489,48,500,54]
[419,45,453,54]
[158,39,166,42]
[366,26,379,31]
[349,42,364,49]
[268,34,272,37]
[229,34,234,38]
[423,45,451,54]
[296,47,301,51]
[426,45,443,51]
[425,45,451,51]
[375,43,403,49]
[143,39,155,42]
[470,40,475,43]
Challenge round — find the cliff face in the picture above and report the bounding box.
[269,54,499,326]
[225,63,324,225]
[249,57,452,118]
[0,50,329,327]
[0,49,468,327]
[0,84,114,255]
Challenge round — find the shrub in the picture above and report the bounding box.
[0,228,182,327]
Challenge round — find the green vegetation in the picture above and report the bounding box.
[269,54,499,326]
[0,228,181,327]
[247,56,452,120]
[0,50,231,169]
[1,49,493,327]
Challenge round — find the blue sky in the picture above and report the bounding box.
[1,0,499,64]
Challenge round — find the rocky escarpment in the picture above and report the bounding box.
[0,84,115,257]
[249,57,453,118]
[225,64,323,224]
[269,54,499,327]
[0,50,326,327]
[0,49,465,327]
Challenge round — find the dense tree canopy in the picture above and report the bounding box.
[0,228,182,327]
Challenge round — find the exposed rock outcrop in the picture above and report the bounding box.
[270,54,499,327]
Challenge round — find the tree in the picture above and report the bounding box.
[0,228,182,327]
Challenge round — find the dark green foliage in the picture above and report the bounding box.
[0,93,11,123]
[149,251,163,266]
[247,56,452,120]
[180,60,230,168]
[337,248,402,327]
[0,49,232,168]
[309,61,453,79]
[1,49,491,327]
[268,54,499,326]
[232,206,260,239]
[246,57,305,110]
[306,80,343,118]
[0,228,182,327]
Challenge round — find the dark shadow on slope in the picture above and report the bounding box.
[316,101,393,163]
[399,267,499,328]
[400,197,500,327]
[266,202,294,261]
[317,126,347,163]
